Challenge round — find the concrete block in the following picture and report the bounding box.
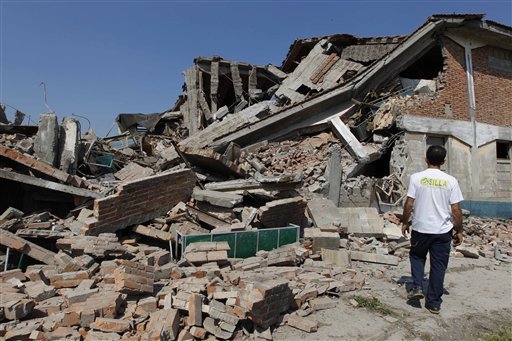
[34,113,59,166]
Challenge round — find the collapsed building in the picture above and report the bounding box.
[0,13,510,340]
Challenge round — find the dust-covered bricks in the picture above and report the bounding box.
[113,259,155,295]
[236,277,294,328]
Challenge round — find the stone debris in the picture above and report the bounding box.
[1,14,511,339]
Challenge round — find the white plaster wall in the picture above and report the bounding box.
[477,142,497,199]
[447,138,472,196]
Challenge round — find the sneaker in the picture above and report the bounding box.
[407,287,424,300]
[426,305,440,314]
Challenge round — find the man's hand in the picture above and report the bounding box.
[402,197,414,238]
[451,203,463,246]
[452,230,463,246]
[402,223,410,238]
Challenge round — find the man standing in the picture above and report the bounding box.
[401,145,463,314]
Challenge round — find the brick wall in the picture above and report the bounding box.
[405,37,469,121]
[82,169,196,235]
[472,46,512,127]
[258,197,306,228]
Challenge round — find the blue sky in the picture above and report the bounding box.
[1,1,511,136]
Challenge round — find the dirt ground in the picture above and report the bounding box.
[273,255,512,341]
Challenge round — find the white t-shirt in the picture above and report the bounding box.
[406,168,463,234]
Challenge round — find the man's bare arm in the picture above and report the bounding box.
[451,203,463,246]
[401,197,414,237]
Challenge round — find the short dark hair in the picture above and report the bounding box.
[426,145,446,166]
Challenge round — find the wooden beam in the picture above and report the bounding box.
[0,144,78,186]
[186,205,231,230]
[0,230,58,265]
[0,169,103,198]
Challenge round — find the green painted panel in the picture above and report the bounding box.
[235,231,258,258]
[181,234,211,254]
[184,234,211,249]
[212,234,236,258]
[258,230,279,251]
[179,226,299,259]
[279,227,297,247]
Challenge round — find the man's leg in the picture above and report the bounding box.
[409,230,431,292]
[426,232,452,309]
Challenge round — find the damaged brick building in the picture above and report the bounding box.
[0,13,510,340]
[171,13,511,217]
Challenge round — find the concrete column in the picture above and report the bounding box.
[59,117,80,174]
[34,113,59,167]
[328,144,342,207]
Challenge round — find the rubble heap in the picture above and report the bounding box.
[1,13,511,339]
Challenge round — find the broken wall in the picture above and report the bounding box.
[472,45,512,127]
[82,169,196,235]
[391,132,511,208]
[400,38,470,121]
[339,176,376,207]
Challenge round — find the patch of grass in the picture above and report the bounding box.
[484,326,512,341]
[352,295,394,316]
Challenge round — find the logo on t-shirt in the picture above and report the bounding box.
[420,177,448,188]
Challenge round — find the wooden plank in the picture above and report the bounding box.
[0,230,58,265]
[0,144,74,185]
[186,205,231,230]
[132,224,174,241]
[350,251,399,266]
[0,169,103,198]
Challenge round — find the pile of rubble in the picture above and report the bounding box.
[1,16,511,338]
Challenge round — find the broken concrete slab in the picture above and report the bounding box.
[287,314,318,332]
[321,248,351,269]
[350,251,399,266]
[455,245,480,259]
[341,207,385,238]
[192,189,243,208]
[330,116,380,163]
[182,147,246,178]
[307,197,344,230]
